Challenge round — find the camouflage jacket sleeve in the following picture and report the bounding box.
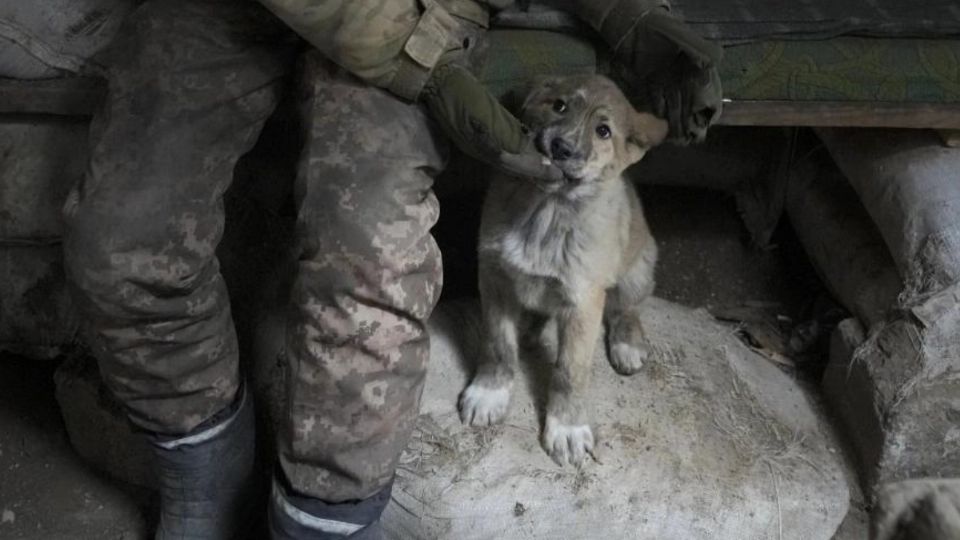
[258,0,512,100]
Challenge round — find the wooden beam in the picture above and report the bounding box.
[5,76,960,131]
[0,77,105,116]
[718,100,960,130]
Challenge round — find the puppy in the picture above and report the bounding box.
[459,75,667,467]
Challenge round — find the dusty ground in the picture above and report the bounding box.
[0,184,867,539]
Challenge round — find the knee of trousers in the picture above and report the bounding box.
[296,160,444,325]
[63,199,240,435]
[63,197,222,318]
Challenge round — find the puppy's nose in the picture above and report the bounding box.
[550,137,576,161]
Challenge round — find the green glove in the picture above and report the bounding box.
[563,0,723,143]
[422,61,564,182]
[641,56,722,145]
[614,49,723,145]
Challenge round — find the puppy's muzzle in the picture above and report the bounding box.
[549,137,580,162]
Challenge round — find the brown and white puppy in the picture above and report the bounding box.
[459,75,666,467]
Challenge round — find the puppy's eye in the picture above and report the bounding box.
[552,99,567,113]
[596,124,612,139]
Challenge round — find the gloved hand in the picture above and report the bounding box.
[558,0,723,143]
[629,53,723,145]
[421,60,564,182]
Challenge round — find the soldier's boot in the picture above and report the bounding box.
[267,473,389,540]
[150,384,257,540]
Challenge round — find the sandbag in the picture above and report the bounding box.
[784,155,901,329]
[812,128,960,490]
[0,118,88,241]
[872,479,960,540]
[52,298,853,539]
[0,246,78,359]
[0,118,88,358]
[383,298,850,540]
[0,0,135,79]
[817,128,960,302]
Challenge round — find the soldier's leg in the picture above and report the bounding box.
[269,53,447,539]
[62,1,295,537]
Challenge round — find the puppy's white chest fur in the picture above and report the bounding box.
[480,177,629,310]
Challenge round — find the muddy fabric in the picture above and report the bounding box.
[278,52,446,502]
[63,0,446,503]
[62,0,292,435]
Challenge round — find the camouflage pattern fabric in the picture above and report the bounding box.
[720,37,960,104]
[63,0,447,503]
[63,0,294,436]
[671,0,960,44]
[279,51,446,502]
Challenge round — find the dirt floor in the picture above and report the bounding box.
[0,184,868,539]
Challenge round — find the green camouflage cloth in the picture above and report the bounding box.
[720,37,960,104]
[671,0,960,44]
[63,0,446,503]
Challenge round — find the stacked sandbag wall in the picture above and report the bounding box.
[784,129,960,500]
[1,1,137,358]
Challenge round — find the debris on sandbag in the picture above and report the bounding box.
[708,294,846,373]
[709,301,796,370]
[383,298,852,540]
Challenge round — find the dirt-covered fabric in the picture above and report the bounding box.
[61,0,447,503]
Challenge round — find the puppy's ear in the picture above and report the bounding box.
[626,111,668,163]
[519,77,561,115]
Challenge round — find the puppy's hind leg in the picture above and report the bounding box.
[522,313,559,364]
[605,244,656,375]
[459,264,520,426]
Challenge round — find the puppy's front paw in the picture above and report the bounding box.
[459,382,511,426]
[542,414,594,467]
[609,341,650,375]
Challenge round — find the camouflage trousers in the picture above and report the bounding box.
[62,0,446,503]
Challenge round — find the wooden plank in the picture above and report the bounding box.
[718,100,960,129]
[5,76,960,131]
[0,77,105,116]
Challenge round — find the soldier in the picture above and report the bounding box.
[61,0,721,538]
